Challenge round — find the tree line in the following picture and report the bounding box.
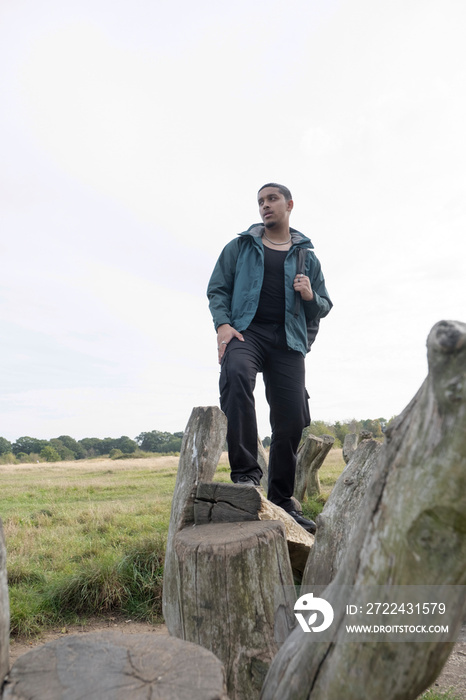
[302,417,388,448]
[0,430,185,464]
[0,417,388,464]
[261,417,388,449]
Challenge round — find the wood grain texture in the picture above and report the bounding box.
[294,434,334,501]
[4,632,229,700]
[162,406,227,636]
[262,320,466,700]
[303,438,382,586]
[174,520,296,700]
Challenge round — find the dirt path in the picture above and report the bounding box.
[8,616,169,666]
[8,618,465,698]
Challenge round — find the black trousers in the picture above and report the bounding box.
[219,322,310,512]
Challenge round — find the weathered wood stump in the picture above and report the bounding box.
[294,433,334,500]
[174,520,296,700]
[195,482,314,580]
[342,432,358,464]
[3,632,230,700]
[303,438,382,586]
[261,320,466,700]
[163,406,227,636]
[162,408,307,699]
[0,519,9,690]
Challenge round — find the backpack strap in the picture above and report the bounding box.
[294,248,307,317]
[294,247,320,351]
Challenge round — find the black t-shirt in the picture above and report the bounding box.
[252,246,287,324]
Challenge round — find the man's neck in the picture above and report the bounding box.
[263,223,290,243]
[261,224,292,250]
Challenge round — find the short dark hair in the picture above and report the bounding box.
[258,183,292,202]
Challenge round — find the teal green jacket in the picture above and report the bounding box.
[207,224,332,356]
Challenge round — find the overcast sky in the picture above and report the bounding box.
[1,0,465,442]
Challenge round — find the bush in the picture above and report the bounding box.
[40,446,61,462]
[109,448,123,459]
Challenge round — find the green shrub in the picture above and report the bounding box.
[40,446,61,462]
[109,448,123,459]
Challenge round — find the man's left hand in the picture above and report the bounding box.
[293,273,314,301]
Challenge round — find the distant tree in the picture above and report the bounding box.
[333,421,349,445]
[0,437,12,456]
[135,430,182,453]
[12,436,48,456]
[40,445,61,462]
[360,419,384,438]
[114,436,137,453]
[49,439,76,461]
[100,437,117,454]
[304,421,334,439]
[57,435,86,459]
[77,437,111,457]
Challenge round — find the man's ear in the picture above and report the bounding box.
[287,199,294,212]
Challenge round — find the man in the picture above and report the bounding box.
[207,183,332,533]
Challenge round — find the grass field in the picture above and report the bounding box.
[2,450,464,700]
[1,449,344,638]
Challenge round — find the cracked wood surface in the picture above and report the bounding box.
[3,632,229,700]
[195,482,314,580]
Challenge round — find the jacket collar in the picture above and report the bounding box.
[240,223,314,249]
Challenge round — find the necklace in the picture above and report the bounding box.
[262,232,292,246]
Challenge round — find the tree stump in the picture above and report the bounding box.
[163,406,227,636]
[3,632,230,700]
[194,482,314,580]
[0,519,9,690]
[174,520,296,700]
[294,433,334,500]
[261,320,466,700]
[342,432,358,464]
[303,438,382,586]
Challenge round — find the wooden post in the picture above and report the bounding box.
[162,406,228,637]
[303,439,382,586]
[0,519,9,689]
[342,432,358,464]
[294,433,334,501]
[262,320,466,700]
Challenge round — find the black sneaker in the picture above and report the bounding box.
[235,475,260,486]
[288,510,316,535]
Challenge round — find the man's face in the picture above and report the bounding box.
[257,187,293,229]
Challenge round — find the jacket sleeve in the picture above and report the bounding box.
[303,252,333,321]
[206,238,241,330]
